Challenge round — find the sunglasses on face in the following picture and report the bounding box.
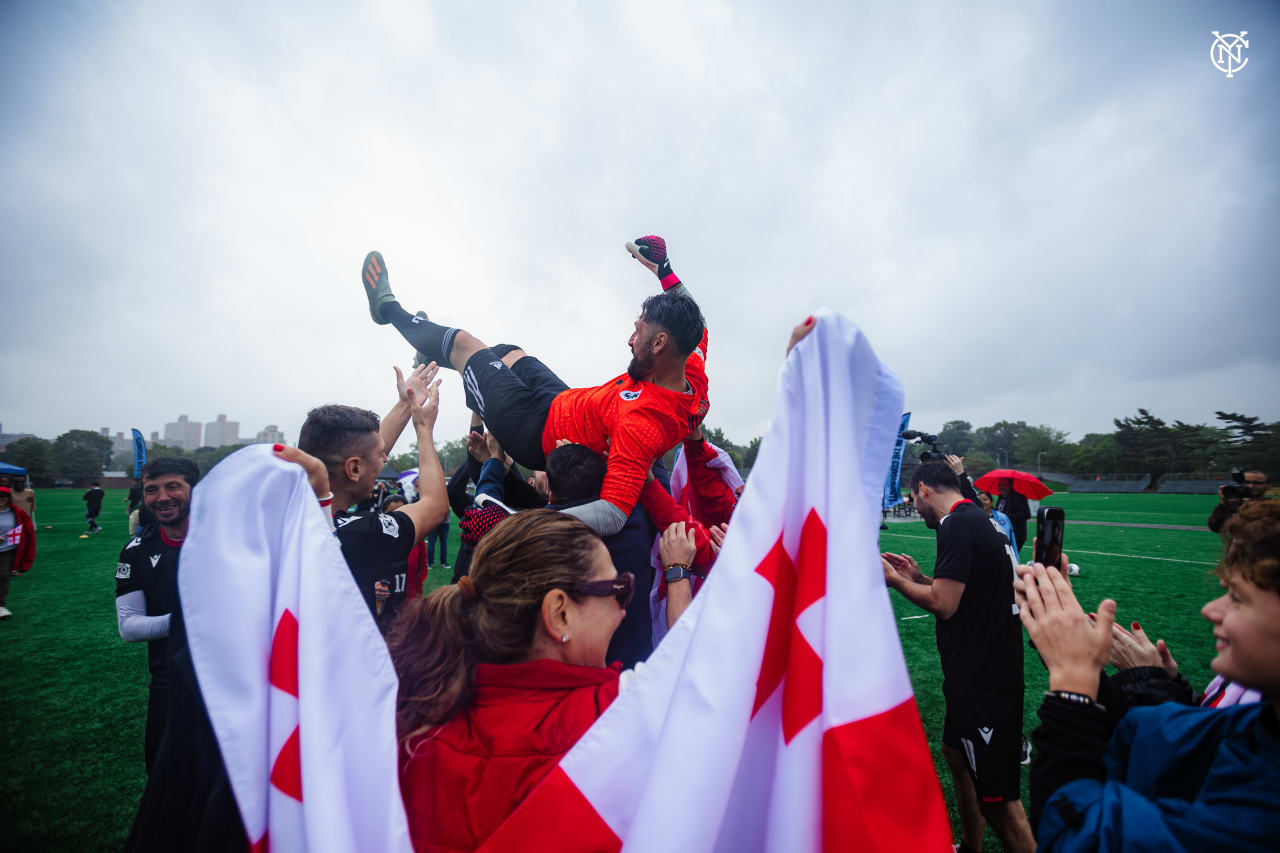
[574,571,635,610]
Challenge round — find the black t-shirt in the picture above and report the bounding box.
[333,510,417,634]
[127,485,144,511]
[932,501,1023,693]
[996,491,1030,524]
[84,487,105,513]
[115,524,182,687]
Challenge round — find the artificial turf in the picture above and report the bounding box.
[0,488,1224,850]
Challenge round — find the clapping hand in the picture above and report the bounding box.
[1109,621,1178,676]
[1015,555,1115,699]
[395,362,439,405]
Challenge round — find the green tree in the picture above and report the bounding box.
[146,443,188,458]
[111,450,135,472]
[1068,434,1119,473]
[1012,425,1071,474]
[938,420,973,455]
[1112,409,1173,477]
[51,429,113,478]
[3,436,53,480]
[959,450,996,480]
[973,420,1030,467]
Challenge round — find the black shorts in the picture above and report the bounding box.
[460,345,569,471]
[942,690,1023,802]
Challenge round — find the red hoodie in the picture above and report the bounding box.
[399,658,621,852]
[0,489,35,572]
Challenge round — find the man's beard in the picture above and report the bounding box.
[150,499,190,525]
[627,350,654,382]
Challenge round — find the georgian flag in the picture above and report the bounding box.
[179,445,412,852]
[483,312,952,851]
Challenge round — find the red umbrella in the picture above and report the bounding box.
[972,469,1054,500]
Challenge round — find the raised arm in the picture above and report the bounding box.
[397,383,449,546]
[378,362,440,455]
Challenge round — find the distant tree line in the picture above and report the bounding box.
[6,410,1273,485]
[924,410,1279,481]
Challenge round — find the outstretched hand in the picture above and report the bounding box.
[1015,559,1114,699]
[1110,621,1178,676]
[272,444,331,499]
[395,362,439,405]
[406,380,442,433]
[786,316,816,355]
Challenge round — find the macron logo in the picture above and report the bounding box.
[978,727,994,745]
[150,554,161,568]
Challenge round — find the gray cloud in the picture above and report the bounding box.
[2,0,1276,453]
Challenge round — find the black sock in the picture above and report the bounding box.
[383,301,461,368]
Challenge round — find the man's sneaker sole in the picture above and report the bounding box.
[625,241,660,274]
[361,251,397,325]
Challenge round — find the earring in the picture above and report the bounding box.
[561,634,568,644]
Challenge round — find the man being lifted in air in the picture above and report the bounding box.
[361,236,708,537]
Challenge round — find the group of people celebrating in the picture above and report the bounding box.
[109,235,1278,851]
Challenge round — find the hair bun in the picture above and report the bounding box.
[457,575,478,603]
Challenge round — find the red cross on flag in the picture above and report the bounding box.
[179,445,412,852]
[483,312,952,852]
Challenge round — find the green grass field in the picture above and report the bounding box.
[0,489,1223,849]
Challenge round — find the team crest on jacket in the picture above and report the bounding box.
[620,389,642,401]
[116,562,131,579]
[379,513,400,538]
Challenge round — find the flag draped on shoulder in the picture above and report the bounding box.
[484,312,952,852]
[179,445,412,853]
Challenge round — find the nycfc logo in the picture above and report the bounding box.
[1210,31,1248,77]
[620,389,642,401]
[379,513,400,538]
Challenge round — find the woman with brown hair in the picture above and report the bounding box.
[389,508,693,852]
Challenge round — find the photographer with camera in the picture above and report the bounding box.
[1207,469,1268,533]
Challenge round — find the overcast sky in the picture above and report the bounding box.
[3,1,1277,457]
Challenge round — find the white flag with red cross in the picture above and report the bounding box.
[482,312,952,852]
[179,445,412,853]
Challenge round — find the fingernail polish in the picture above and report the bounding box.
[804,316,814,325]
[273,444,284,452]
[1132,621,1140,630]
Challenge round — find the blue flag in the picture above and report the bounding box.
[882,412,911,509]
[131,428,147,479]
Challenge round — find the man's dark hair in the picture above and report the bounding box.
[91,480,100,487]
[546,444,607,503]
[381,494,408,512]
[641,291,705,356]
[909,461,961,494]
[141,457,200,487]
[298,405,381,470]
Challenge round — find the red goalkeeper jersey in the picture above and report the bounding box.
[541,328,709,516]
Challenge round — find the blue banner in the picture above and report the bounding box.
[882,412,911,509]
[131,428,147,479]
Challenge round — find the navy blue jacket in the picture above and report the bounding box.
[1034,700,1280,851]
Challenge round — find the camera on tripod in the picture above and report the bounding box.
[902,430,946,463]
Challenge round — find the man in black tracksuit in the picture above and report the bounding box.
[995,479,1031,556]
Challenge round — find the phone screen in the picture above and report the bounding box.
[1035,507,1065,568]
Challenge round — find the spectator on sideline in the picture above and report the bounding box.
[425,513,450,573]
[391,510,631,852]
[1207,469,1269,534]
[296,363,448,635]
[83,481,105,536]
[0,486,37,620]
[114,457,200,771]
[125,478,144,536]
[979,492,1017,551]
[882,461,1033,853]
[449,429,520,582]
[996,477,1031,555]
[1019,499,1280,849]
[384,494,429,600]
[9,475,36,520]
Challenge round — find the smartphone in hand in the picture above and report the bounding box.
[1034,506,1065,568]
